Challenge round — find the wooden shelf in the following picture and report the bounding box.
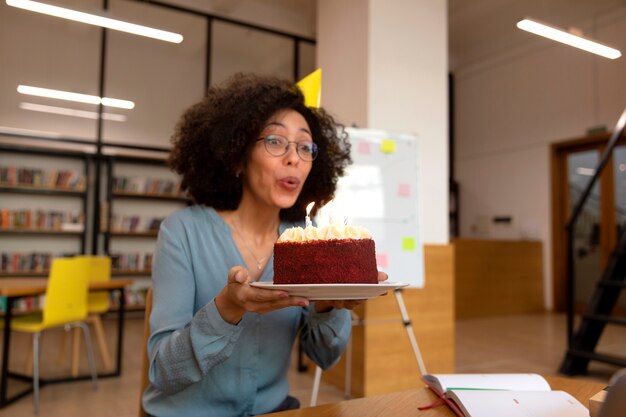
[112,304,146,313]
[0,271,48,278]
[0,184,86,196]
[0,229,84,236]
[112,269,152,276]
[109,231,158,238]
[111,191,189,202]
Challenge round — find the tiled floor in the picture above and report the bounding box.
[0,312,624,416]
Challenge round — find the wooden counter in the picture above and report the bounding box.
[319,244,455,397]
[453,239,544,318]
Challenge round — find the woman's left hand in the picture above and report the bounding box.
[314,270,388,312]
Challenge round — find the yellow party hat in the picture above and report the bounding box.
[296,68,322,108]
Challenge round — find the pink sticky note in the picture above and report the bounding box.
[376,254,389,268]
[358,141,371,155]
[398,183,411,197]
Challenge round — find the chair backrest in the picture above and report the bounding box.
[43,257,90,327]
[138,287,153,417]
[74,255,111,314]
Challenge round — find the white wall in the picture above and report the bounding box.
[455,5,626,308]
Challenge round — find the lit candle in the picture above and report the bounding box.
[305,201,315,228]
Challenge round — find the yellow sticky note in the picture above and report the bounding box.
[380,139,396,154]
[402,237,416,251]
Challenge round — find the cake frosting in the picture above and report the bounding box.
[273,224,378,285]
[277,224,372,242]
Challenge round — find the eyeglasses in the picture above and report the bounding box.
[257,134,318,161]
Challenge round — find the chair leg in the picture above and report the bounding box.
[33,332,41,415]
[71,327,81,377]
[57,329,68,368]
[25,334,34,375]
[91,314,113,371]
[310,366,322,407]
[74,322,98,389]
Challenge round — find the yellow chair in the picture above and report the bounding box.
[69,256,113,376]
[9,257,98,414]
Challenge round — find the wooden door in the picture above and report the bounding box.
[551,133,619,312]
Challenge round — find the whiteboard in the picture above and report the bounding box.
[325,128,424,287]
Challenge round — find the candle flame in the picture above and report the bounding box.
[306,201,315,216]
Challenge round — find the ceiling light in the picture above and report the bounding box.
[6,0,183,44]
[0,125,61,138]
[517,18,621,60]
[576,167,596,176]
[20,102,127,122]
[17,85,135,109]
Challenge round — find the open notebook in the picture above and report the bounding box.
[421,374,589,417]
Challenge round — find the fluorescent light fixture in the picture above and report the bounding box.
[576,167,596,176]
[6,0,183,43]
[517,18,621,59]
[20,102,127,122]
[0,125,61,138]
[17,85,135,109]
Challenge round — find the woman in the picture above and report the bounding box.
[143,73,386,417]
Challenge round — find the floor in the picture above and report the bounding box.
[0,312,624,417]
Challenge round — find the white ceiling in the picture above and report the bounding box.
[448,0,626,70]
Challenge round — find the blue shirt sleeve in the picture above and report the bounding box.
[147,214,244,394]
[300,305,352,370]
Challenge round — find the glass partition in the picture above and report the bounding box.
[0,0,101,140]
[568,150,601,306]
[103,0,207,148]
[611,145,626,310]
[298,41,317,80]
[211,20,294,86]
[0,1,314,149]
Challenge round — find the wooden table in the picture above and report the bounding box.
[261,376,605,416]
[0,278,132,408]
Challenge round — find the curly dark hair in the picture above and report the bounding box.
[168,73,352,222]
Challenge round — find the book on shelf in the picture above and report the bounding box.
[110,252,153,272]
[112,175,182,196]
[0,165,84,190]
[0,208,83,231]
[109,214,163,233]
[421,373,589,417]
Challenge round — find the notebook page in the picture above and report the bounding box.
[449,390,589,417]
[431,373,551,391]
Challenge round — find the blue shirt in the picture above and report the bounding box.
[143,206,351,417]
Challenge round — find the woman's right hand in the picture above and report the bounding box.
[215,266,310,325]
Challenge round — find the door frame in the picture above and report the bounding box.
[550,132,614,312]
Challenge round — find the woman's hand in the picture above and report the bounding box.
[313,270,389,313]
[215,266,310,324]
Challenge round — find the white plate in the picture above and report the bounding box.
[249,281,409,300]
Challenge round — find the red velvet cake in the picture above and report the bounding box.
[273,225,378,284]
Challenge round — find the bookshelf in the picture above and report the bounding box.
[0,142,188,312]
[99,154,188,312]
[0,144,90,278]
[102,154,189,279]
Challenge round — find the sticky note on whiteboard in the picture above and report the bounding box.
[380,139,396,154]
[402,237,416,251]
[376,253,389,268]
[358,141,371,155]
[398,183,411,197]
